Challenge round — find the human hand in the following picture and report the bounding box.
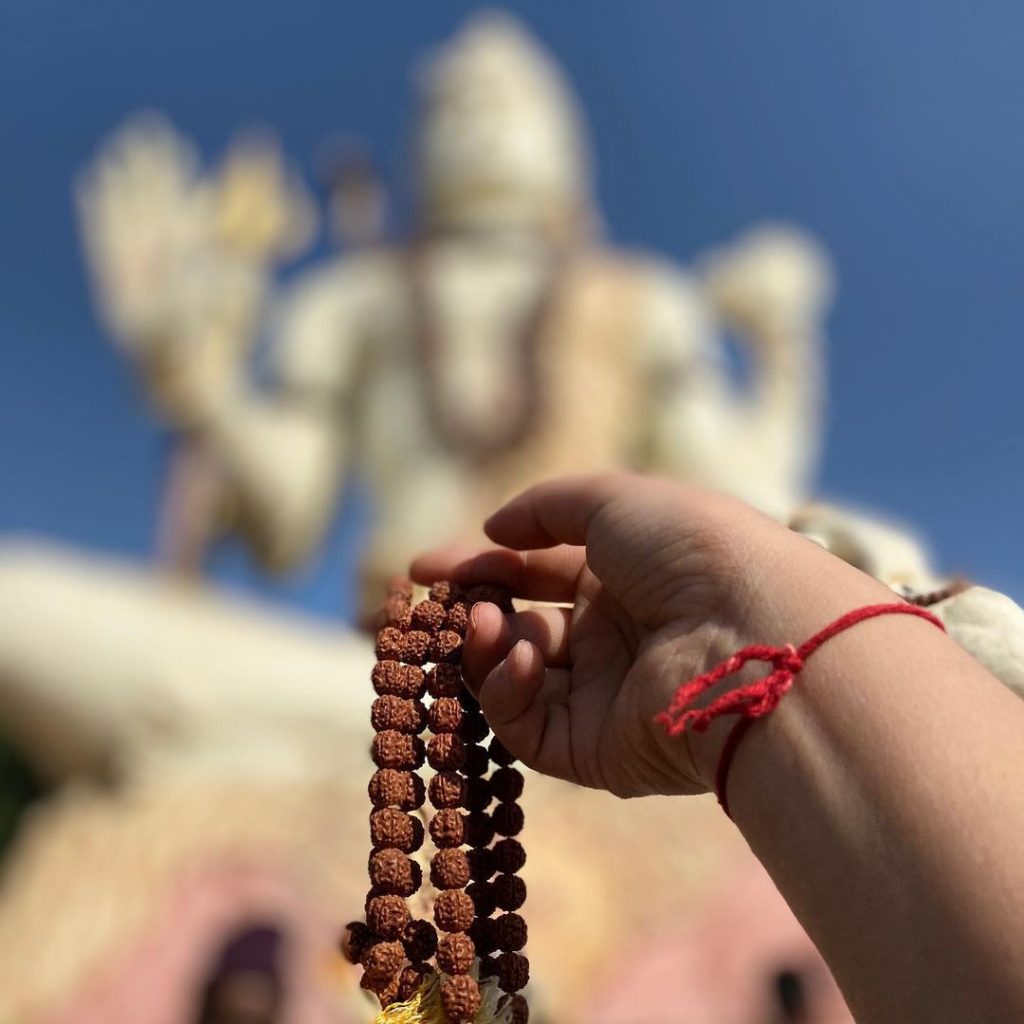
[412,474,888,798]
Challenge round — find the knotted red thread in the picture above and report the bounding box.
[654,603,946,817]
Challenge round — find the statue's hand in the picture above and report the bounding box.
[702,225,833,337]
[77,116,316,426]
[77,116,213,352]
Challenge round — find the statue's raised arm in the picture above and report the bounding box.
[76,117,360,572]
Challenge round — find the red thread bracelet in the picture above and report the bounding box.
[654,602,946,818]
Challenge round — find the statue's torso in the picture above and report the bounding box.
[351,240,651,587]
[275,235,707,604]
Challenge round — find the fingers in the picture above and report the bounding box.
[482,474,631,550]
[477,642,577,784]
[477,640,546,736]
[461,603,572,692]
[410,544,585,604]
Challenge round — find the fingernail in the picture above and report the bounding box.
[512,639,533,670]
[469,602,481,631]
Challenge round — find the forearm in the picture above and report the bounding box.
[720,560,1024,1023]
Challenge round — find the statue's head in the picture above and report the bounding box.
[413,12,594,240]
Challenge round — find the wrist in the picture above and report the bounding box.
[668,535,896,794]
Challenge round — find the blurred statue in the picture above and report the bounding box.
[791,502,1024,698]
[77,14,832,619]
[20,11,1019,1024]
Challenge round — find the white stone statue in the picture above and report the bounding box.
[791,501,1024,698]
[75,13,832,617]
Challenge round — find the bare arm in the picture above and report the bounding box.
[412,473,1024,1024]
[728,542,1024,1024]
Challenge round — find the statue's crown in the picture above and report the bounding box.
[414,11,592,233]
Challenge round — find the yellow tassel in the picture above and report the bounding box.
[372,971,514,1024]
[373,975,446,1024]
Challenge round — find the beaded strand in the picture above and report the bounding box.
[348,580,530,1023]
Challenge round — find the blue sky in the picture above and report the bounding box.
[1,1,1021,621]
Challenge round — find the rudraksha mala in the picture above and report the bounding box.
[344,580,529,1023]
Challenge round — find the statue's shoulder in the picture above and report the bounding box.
[271,248,411,390]
[279,246,406,310]
[584,246,707,313]
[584,248,711,355]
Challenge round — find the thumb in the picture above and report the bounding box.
[479,640,546,765]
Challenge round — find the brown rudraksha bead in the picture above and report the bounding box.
[360,969,401,1006]
[468,916,497,956]
[371,695,425,734]
[461,743,490,778]
[488,736,515,766]
[492,837,526,874]
[366,894,410,940]
[462,811,495,849]
[436,931,476,975]
[492,801,525,838]
[398,962,432,1002]
[429,580,462,607]
[428,771,467,809]
[411,599,446,632]
[466,879,496,919]
[399,630,432,666]
[427,663,464,699]
[445,602,470,635]
[490,766,524,802]
[496,951,529,993]
[429,629,463,664]
[360,939,405,979]
[372,661,426,699]
[467,846,496,883]
[458,688,482,711]
[370,808,424,853]
[457,710,489,744]
[492,912,527,952]
[463,776,492,813]
[433,889,475,932]
[375,627,405,662]
[428,696,464,734]
[427,733,466,772]
[378,979,402,1009]
[341,920,373,965]
[380,592,413,630]
[429,808,465,848]
[440,974,482,1023]
[430,847,471,890]
[368,769,424,811]
[402,918,438,962]
[492,872,526,911]
[372,730,425,771]
[369,849,420,897]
